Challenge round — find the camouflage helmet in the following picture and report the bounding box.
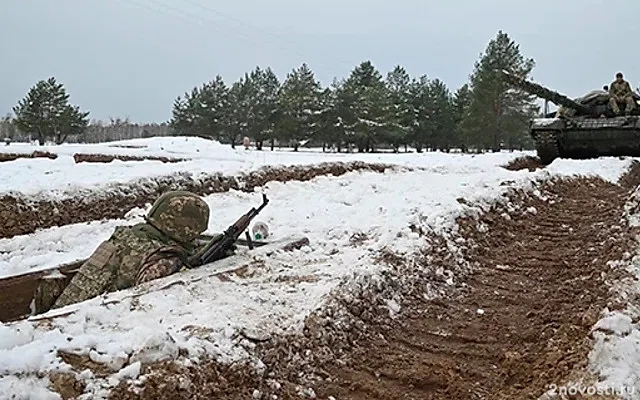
[146,190,209,243]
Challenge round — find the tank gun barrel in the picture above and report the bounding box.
[499,70,593,115]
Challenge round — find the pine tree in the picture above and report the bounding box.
[408,75,432,152]
[170,87,200,136]
[277,63,322,151]
[462,30,538,151]
[247,67,280,150]
[170,77,229,140]
[316,80,349,152]
[342,61,391,152]
[386,65,414,152]
[196,76,230,140]
[428,78,455,151]
[452,84,472,152]
[12,77,89,145]
[223,74,254,148]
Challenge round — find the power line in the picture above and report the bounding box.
[114,0,276,50]
[180,0,307,51]
[179,0,357,73]
[112,0,356,78]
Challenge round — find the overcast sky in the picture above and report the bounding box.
[1,0,638,122]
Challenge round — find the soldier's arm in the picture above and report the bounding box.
[134,246,186,284]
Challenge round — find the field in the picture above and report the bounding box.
[1,137,639,399]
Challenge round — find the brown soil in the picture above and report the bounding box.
[72,153,187,163]
[0,150,58,162]
[58,351,114,377]
[503,155,544,171]
[0,259,82,322]
[49,372,86,400]
[616,160,640,190]
[106,171,638,400]
[0,161,395,239]
[108,145,147,149]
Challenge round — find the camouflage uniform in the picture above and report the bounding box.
[609,74,635,114]
[35,191,210,312]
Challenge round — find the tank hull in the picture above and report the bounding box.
[530,116,640,164]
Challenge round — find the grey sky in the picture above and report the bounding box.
[2,0,638,122]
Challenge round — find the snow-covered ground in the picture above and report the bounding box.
[0,137,637,399]
[587,188,640,399]
[0,153,631,280]
[0,137,533,198]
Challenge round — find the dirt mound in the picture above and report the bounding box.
[503,155,544,171]
[617,160,640,190]
[110,360,284,400]
[108,174,637,400]
[0,151,58,162]
[72,153,187,163]
[0,161,395,239]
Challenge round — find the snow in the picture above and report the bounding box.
[0,137,638,398]
[588,189,640,398]
[544,157,633,183]
[0,376,60,400]
[0,136,531,198]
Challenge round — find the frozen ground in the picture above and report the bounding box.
[0,138,638,399]
[0,136,631,199]
[0,152,632,280]
[1,137,534,198]
[586,187,640,398]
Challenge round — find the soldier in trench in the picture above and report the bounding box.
[34,190,232,313]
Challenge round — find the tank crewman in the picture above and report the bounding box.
[32,190,233,313]
[609,72,635,115]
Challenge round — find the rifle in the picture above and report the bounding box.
[187,193,269,268]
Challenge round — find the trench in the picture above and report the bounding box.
[0,161,395,239]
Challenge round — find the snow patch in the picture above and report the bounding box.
[588,189,640,398]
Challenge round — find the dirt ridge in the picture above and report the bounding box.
[0,161,397,239]
[72,153,187,163]
[503,155,544,172]
[0,150,58,162]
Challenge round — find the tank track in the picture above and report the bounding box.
[535,131,559,165]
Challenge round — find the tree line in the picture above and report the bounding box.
[3,30,539,151]
[169,30,538,152]
[0,114,171,144]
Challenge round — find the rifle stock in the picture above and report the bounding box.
[188,193,269,267]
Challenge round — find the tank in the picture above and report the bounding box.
[500,70,640,164]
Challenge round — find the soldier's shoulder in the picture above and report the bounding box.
[110,225,137,242]
[111,225,159,247]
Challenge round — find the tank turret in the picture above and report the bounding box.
[499,70,593,115]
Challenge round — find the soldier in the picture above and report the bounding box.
[603,85,609,91]
[609,72,636,115]
[34,190,218,313]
